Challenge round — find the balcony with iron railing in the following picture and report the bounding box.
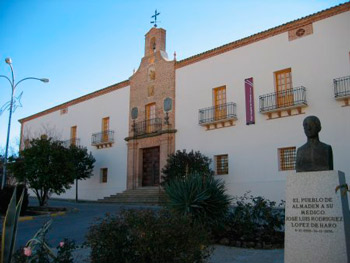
[133,118,162,137]
[62,138,80,148]
[91,130,114,149]
[259,86,307,118]
[199,102,237,130]
[334,76,350,106]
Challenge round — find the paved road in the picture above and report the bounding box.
[13,198,284,263]
[16,198,157,247]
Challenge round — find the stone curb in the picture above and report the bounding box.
[18,208,79,222]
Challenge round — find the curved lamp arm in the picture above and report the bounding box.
[15,77,49,88]
[0,75,13,86]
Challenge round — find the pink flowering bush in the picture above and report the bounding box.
[13,238,77,262]
[23,247,32,257]
[55,238,77,263]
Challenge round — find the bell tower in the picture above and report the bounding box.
[144,27,166,57]
[126,24,175,190]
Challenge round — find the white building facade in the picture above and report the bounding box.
[19,3,350,202]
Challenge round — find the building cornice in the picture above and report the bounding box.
[19,79,130,123]
[175,2,350,69]
[19,3,350,123]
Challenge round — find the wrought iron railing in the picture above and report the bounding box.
[91,130,114,146]
[199,102,237,125]
[334,76,350,98]
[259,86,307,112]
[62,138,80,148]
[134,118,162,136]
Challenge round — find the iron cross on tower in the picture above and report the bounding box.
[151,9,160,27]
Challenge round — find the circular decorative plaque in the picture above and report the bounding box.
[164,98,172,112]
[296,28,305,37]
[131,107,138,119]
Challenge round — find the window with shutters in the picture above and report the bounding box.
[101,168,108,183]
[145,103,156,133]
[275,68,294,108]
[213,86,227,121]
[91,117,114,149]
[102,117,109,142]
[70,126,77,146]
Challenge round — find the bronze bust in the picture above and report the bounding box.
[296,116,333,172]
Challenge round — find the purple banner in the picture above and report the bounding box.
[245,78,255,125]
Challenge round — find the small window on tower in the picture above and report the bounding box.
[150,37,156,53]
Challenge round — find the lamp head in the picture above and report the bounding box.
[40,78,49,83]
[5,58,12,64]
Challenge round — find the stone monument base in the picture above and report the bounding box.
[285,170,350,263]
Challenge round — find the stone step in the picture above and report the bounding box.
[103,196,165,201]
[101,199,164,203]
[98,187,168,205]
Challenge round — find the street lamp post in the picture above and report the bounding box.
[1,58,49,190]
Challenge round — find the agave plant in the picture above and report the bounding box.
[165,174,231,227]
[1,187,24,263]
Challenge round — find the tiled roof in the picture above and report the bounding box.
[176,2,350,69]
[19,80,129,123]
[20,2,350,123]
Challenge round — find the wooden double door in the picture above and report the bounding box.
[142,146,160,186]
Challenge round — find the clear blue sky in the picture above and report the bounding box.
[0,0,346,154]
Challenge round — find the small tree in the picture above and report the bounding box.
[162,149,214,185]
[8,137,95,206]
[68,145,95,181]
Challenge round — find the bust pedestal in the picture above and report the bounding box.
[285,171,350,263]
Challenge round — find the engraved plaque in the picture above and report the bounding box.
[164,97,172,112]
[131,107,138,119]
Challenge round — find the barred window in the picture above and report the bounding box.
[101,168,108,183]
[215,154,228,175]
[279,147,296,171]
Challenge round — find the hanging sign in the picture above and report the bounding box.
[245,78,255,125]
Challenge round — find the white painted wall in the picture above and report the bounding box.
[22,86,130,200]
[175,12,350,202]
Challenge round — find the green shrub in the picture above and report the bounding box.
[162,150,213,185]
[165,174,231,228]
[86,209,211,263]
[213,193,285,245]
[0,184,29,216]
